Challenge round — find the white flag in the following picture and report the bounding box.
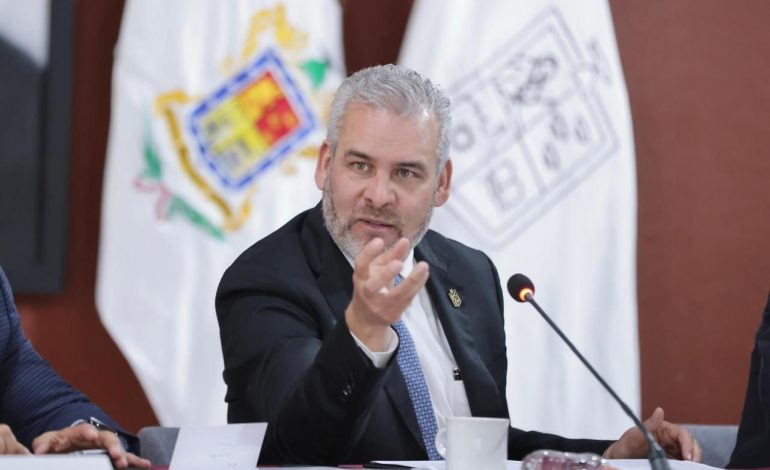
[401,0,639,439]
[97,0,344,426]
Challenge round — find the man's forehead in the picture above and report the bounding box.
[343,102,435,126]
[328,103,439,171]
[338,104,438,145]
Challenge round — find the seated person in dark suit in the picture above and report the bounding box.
[216,64,701,465]
[0,266,149,468]
[729,292,770,468]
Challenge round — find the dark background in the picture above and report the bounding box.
[13,0,770,433]
[0,0,72,293]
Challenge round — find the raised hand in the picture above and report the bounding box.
[345,237,429,351]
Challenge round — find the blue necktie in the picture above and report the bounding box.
[392,274,441,460]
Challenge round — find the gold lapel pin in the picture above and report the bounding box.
[447,288,462,308]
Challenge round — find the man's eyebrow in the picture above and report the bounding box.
[343,149,372,160]
[398,161,428,172]
[343,149,429,173]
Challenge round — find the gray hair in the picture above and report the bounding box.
[326,64,451,169]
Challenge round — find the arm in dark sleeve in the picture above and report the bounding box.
[0,268,138,453]
[728,292,770,468]
[507,427,612,460]
[217,267,393,465]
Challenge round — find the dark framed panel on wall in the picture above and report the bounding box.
[0,0,73,293]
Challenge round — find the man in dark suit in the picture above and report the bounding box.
[0,266,149,468]
[728,293,770,468]
[216,64,700,465]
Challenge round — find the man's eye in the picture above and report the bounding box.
[396,169,415,178]
[352,161,368,171]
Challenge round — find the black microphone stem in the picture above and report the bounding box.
[524,293,670,470]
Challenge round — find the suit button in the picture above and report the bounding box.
[340,384,353,402]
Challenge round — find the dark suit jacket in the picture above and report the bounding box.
[0,267,138,452]
[216,204,610,465]
[728,292,770,468]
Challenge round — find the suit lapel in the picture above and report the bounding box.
[301,204,352,323]
[383,361,424,447]
[417,237,506,418]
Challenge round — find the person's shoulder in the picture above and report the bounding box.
[421,229,493,269]
[0,265,10,298]
[0,265,14,318]
[423,229,488,258]
[236,210,309,263]
[220,206,321,287]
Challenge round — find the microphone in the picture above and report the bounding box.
[507,274,670,470]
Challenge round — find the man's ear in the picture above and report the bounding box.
[315,140,332,190]
[434,159,452,207]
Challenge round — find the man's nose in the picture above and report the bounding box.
[363,174,396,208]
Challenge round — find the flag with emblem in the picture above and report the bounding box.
[97,0,344,425]
[400,0,639,439]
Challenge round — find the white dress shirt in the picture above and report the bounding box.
[346,250,472,433]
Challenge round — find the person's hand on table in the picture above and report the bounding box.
[603,407,701,462]
[0,423,30,454]
[32,422,151,468]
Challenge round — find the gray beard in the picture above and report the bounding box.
[321,174,435,259]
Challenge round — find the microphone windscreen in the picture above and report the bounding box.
[507,273,535,302]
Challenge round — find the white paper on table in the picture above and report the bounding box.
[375,461,521,469]
[169,423,267,470]
[377,460,723,470]
[608,460,723,470]
[0,455,112,470]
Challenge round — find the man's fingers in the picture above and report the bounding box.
[356,238,413,297]
[348,236,427,344]
[0,424,30,455]
[371,238,417,289]
[680,433,695,461]
[365,259,402,293]
[393,261,429,292]
[32,425,110,454]
[13,444,30,454]
[353,237,385,279]
[31,430,66,453]
[644,406,665,431]
[80,430,130,469]
[667,426,699,462]
[64,424,101,448]
[30,433,49,454]
[355,237,411,281]
[692,438,702,462]
[383,261,429,308]
[126,452,152,469]
[98,431,127,462]
[32,426,138,469]
[641,407,701,463]
[385,237,411,265]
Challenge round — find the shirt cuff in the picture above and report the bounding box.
[351,327,399,368]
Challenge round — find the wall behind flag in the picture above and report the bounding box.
[610,0,770,423]
[11,0,770,433]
